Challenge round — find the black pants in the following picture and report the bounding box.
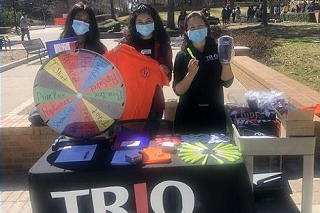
[21,28,30,41]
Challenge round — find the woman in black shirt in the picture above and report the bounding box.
[173,12,234,134]
[123,3,173,123]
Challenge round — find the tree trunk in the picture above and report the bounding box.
[42,10,47,27]
[110,0,116,20]
[167,0,175,29]
[270,0,275,14]
[230,0,235,11]
[262,0,268,25]
[62,0,69,8]
[13,0,18,29]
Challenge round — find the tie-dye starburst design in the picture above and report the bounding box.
[177,143,242,165]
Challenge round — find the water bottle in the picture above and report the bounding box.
[218,35,234,65]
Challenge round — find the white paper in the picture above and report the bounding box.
[162,142,175,147]
[54,144,97,163]
[121,140,141,147]
[53,42,71,54]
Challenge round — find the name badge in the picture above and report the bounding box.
[141,49,152,55]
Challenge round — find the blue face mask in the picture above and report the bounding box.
[136,23,154,36]
[72,20,90,35]
[188,28,208,44]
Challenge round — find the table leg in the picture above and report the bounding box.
[301,154,314,213]
[244,156,254,191]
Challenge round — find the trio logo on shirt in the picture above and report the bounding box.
[141,66,151,78]
[205,54,219,61]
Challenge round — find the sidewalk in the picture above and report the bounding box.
[3,25,64,50]
[1,37,320,213]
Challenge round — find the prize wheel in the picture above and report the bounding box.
[33,49,126,138]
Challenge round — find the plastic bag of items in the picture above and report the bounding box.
[244,90,285,120]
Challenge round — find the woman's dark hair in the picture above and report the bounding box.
[125,3,170,58]
[181,11,213,50]
[60,2,105,54]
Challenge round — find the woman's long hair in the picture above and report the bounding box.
[59,2,105,54]
[182,11,214,50]
[125,3,170,58]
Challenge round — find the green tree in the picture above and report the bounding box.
[1,0,21,28]
[1,7,22,27]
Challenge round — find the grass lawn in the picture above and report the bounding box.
[159,8,222,25]
[118,8,222,27]
[226,22,320,92]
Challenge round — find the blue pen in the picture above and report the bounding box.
[83,151,89,160]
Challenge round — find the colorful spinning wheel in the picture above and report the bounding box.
[33,49,126,138]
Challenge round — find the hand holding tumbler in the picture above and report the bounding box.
[218,36,235,65]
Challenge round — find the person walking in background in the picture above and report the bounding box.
[178,10,187,37]
[302,0,308,12]
[173,12,234,134]
[231,8,236,23]
[222,7,228,25]
[60,2,107,54]
[259,4,263,20]
[20,13,31,41]
[275,5,281,20]
[255,6,262,22]
[235,7,242,25]
[247,6,255,23]
[227,6,231,23]
[123,3,173,123]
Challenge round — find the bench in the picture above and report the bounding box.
[22,38,47,63]
[1,36,11,51]
[231,56,320,107]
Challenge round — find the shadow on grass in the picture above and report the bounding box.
[228,24,319,42]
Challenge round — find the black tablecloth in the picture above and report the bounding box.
[29,140,256,213]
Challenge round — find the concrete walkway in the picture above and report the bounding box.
[1,37,320,213]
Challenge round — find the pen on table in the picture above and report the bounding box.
[83,151,89,160]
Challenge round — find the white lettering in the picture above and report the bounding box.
[150,180,195,213]
[50,181,195,213]
[91,186,129,213]
[50,189,89,213]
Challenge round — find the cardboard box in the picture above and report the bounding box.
[277,108,314,121]
[276,108,315,137]
[280,120,315,137]
[164,99,178,122]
